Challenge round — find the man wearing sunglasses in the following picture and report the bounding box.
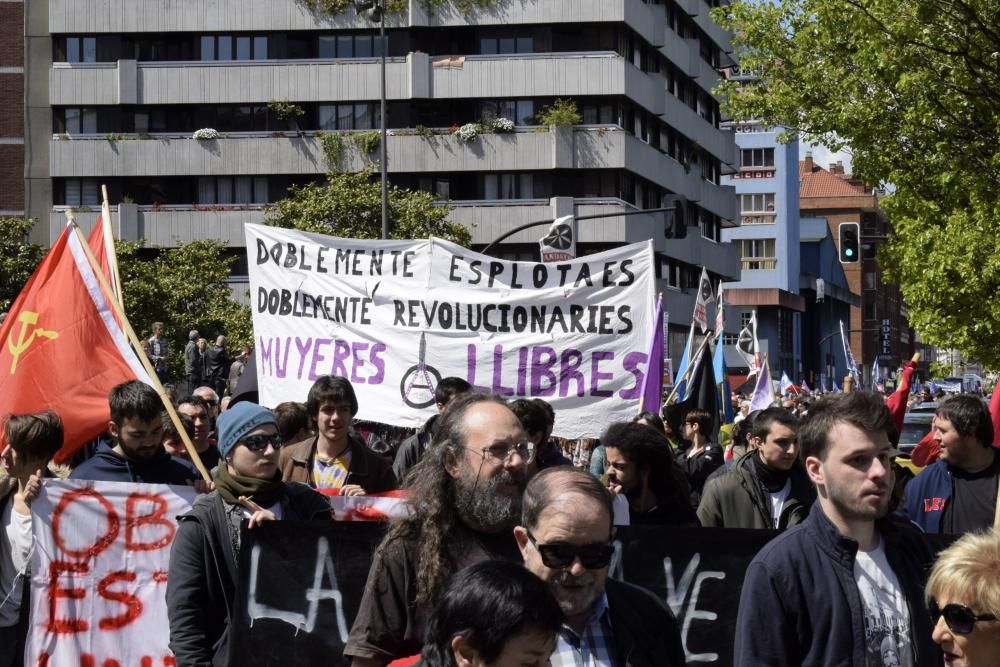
[167,401,331,667]
[515,467,685,667]
[735,392,940,667]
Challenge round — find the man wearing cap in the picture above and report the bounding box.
[167,402,331,667]
[516,467,685,667]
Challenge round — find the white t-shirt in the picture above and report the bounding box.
[854,540,914,667]
[768,479,791,528]
[1,498,33,627]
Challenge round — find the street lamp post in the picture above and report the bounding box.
[354,0,389,239]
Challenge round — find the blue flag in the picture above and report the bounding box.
[713,338,733,423]
[672,322,696,402]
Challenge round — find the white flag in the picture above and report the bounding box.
[736,310,761,378]
[714,281,725,339]
[693,267,714,333]
[539,215,576,262]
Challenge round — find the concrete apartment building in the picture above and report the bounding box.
[799,155,914,380]
[720,123,859,388]
[22,0,739,358]
[1,0,25,217]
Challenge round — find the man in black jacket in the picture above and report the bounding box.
[166,401,331,666]
[515,467,685,667]
[70,380,200,485]
[698,407,814,529]
[392,376,470,483]
[734,392,940,667]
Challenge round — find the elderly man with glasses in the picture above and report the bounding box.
[347,393,534,667]
[515,466,685,667]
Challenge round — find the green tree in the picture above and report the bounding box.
[0,217,46,312]
[716,0,1000,366]
[116,240,252,379]
[264,170,471,244]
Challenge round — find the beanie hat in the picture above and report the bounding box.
[216,402,277,459]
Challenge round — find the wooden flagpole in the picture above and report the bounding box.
[66,211,211,482]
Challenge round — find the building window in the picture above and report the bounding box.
[740,148,775,168]
[740,311,753,329]
[201,35,267,61]
[480,33,534,55]
[418,177,452,200]
[740,239,776,270]
[198,176,269,204]
[581,103,617,125]
[318,33,379,59]
[864,271,877,290]
[62,108,98,134]
[65,37,97,63]
[479,100,534,125]
[63,179,101,206]
[740,193,775,212]
[318,103,376,130]
[483,173,534,199]
[864,302,877,320]
[700,211,721,242]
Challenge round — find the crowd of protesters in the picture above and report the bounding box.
[3,328,1000,666]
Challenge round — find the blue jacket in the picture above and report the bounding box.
[901,459,953,533]
[70,440,199,485]
[734,503,940,667]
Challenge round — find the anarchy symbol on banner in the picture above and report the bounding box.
[700,278,714,302]
[542,223,574,250]
[400,332,441,409]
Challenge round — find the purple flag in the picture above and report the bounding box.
[641,294,664,413]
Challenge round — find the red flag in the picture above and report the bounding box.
[87,207,115,288]
[0,224,151,461]
[885,359,916,435]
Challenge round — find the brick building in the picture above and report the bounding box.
[1,0,25,217]
[799,155,914,379]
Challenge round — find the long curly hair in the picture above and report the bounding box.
[381,393,501,608]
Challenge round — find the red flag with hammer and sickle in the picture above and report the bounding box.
[0,224,150,461]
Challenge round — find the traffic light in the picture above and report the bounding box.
[663,195,687,239]
[839,222,860,263]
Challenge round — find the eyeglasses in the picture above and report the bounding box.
[240,433,283,452]
[526,530,614,570]
[463,441,536,464]
[930,600,998,635]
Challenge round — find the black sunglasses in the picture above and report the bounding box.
[240,433,282,452]
[930,600,998,635]
[526,530,614,570]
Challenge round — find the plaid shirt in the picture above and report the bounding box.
[549,594,617,667]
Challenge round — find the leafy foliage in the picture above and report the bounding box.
[716,0,1000,366]
[353,130,382,155]
[535,99,582,127]
[263,170,471,245]
[267,99,305,120]
[298,0,499,17]
[116,240,252,379]
[0,217,46,313]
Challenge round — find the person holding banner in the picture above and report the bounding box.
[734,392,939,667]
[69,380,202,486]
[0,411,63,667]
[280,376,397,495]
[167,401,331,667]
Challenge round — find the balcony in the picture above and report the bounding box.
[48,205,265,246]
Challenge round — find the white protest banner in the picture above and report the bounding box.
[247,223,657,438]
[29,479,196,667]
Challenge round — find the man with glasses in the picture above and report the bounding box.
[167,401,331,667]
[515,466,685,666]
[734,393,940,666]
[346,393,532,666]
